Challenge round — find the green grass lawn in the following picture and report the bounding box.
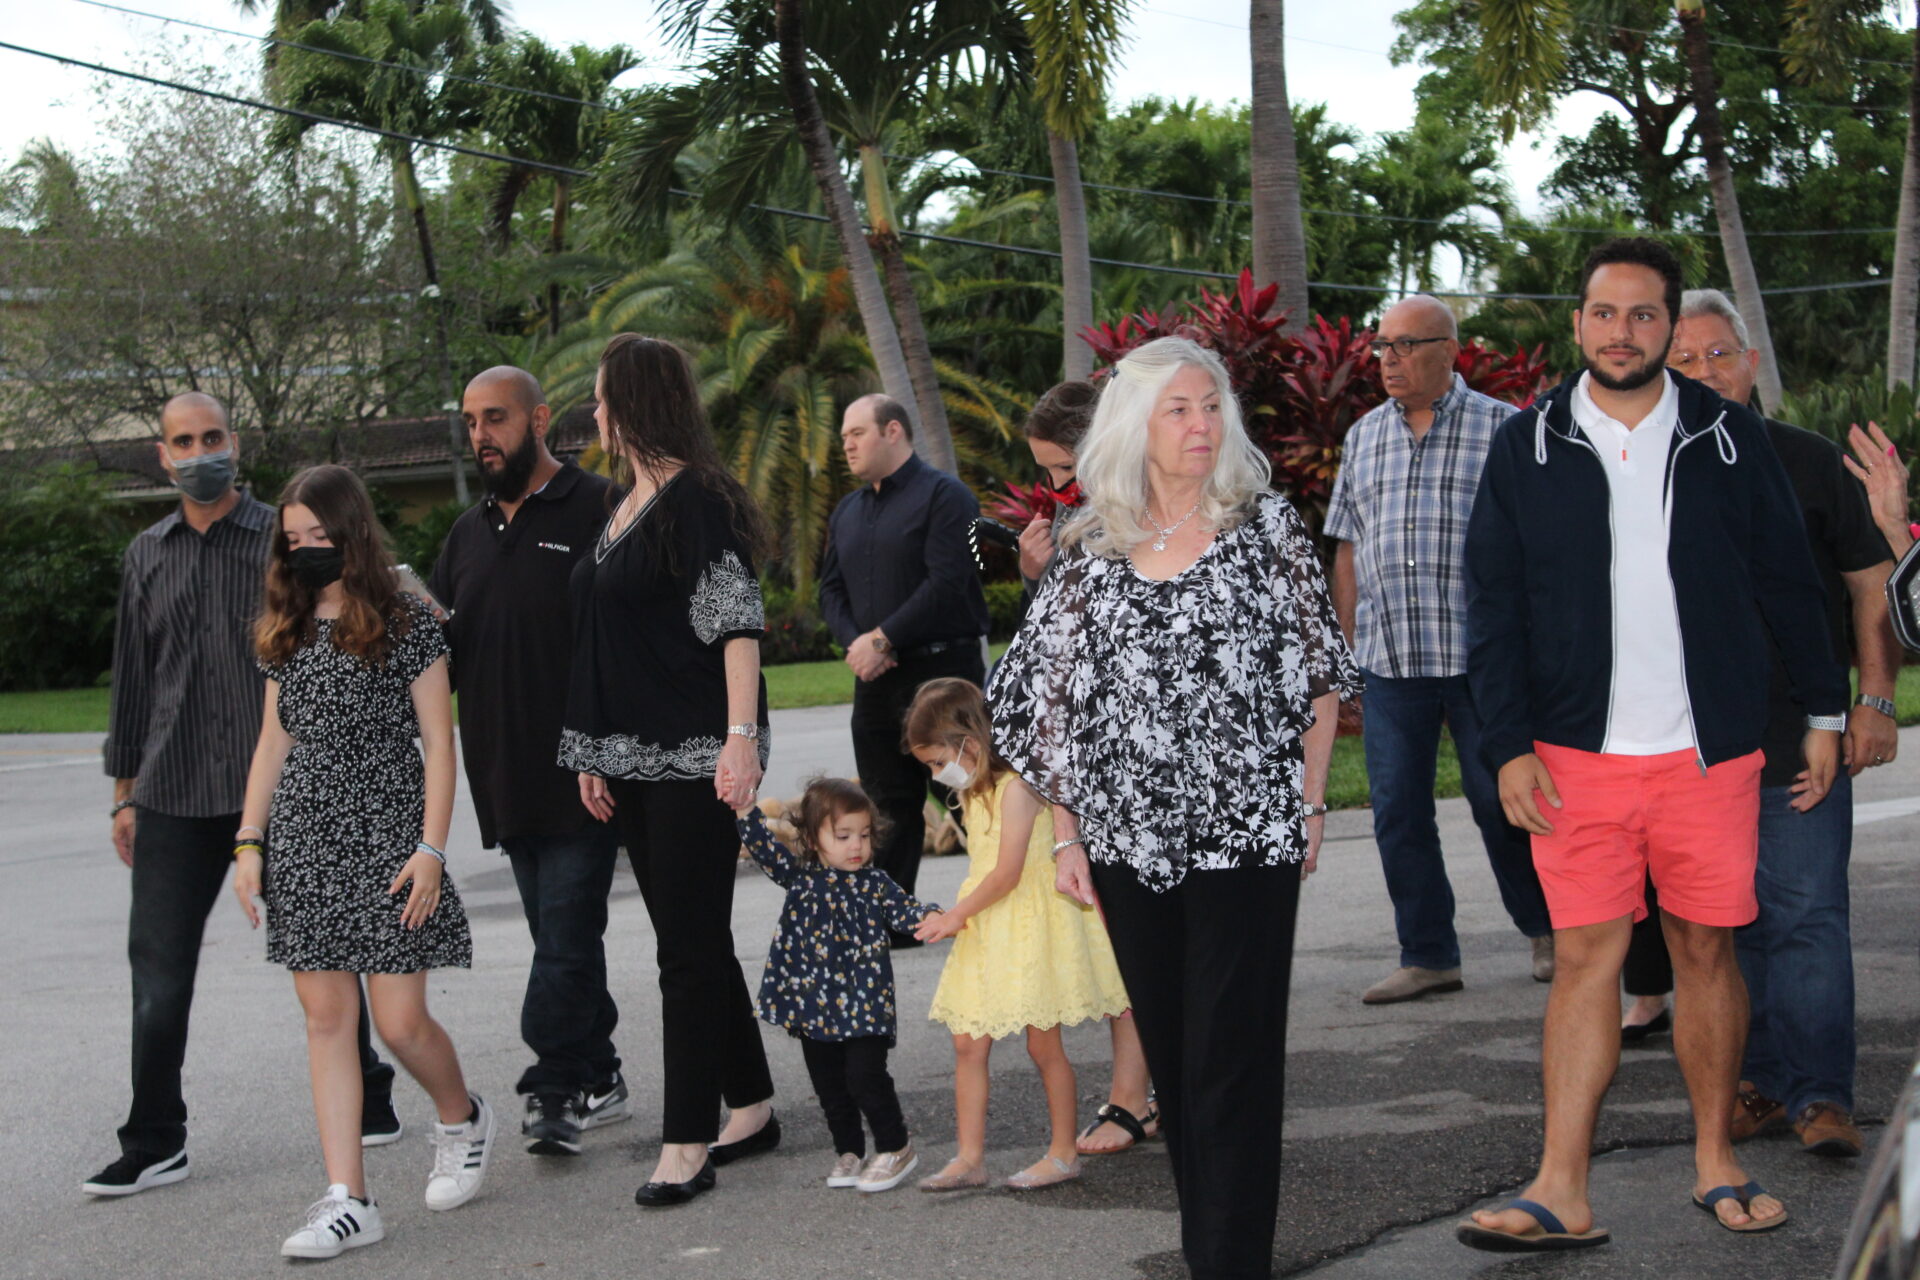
[13,657,1919,813]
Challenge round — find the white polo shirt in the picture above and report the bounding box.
[1570,371,1693,755]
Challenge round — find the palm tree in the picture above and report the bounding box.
[235,0,508,65]
[1249,0,1309,333]
[264,0,479,500]
[466,36,638,335]
[1016,0,1133,380]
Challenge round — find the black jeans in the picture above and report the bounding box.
[606,778,773,1143]
[1091,858,1303,1280]
[120,809,388,1159]
[799,1035,908,1157]
[503,824,622,1096]
[849,644,985,901]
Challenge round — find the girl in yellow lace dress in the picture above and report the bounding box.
[905,679,1131,1192]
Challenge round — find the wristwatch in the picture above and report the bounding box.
[872,633,892,654]
[1805,713,1847,733]
[110,799,135,818]
[1857,694,1897,718]
[726,724,759,741]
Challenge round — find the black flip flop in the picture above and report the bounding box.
[1457,1199,1612,1252]
[1076,1103,1152,1154]
[1694,1180,1789,1233]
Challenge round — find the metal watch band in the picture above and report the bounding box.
[1857,694,1897,718]
[726,723,759,741]
[1806,713,1847,733]
[110,799,135,818]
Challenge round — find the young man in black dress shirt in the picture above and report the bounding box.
[819,394,990,941]
[431,367,629,1157]
[88,393,396,1197]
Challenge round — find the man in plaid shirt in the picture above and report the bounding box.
[1325,295,1554,1005]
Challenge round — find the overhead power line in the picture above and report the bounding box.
[0,39,1897,304]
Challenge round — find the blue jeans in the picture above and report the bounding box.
[502,824,622,1096]
[1737,773,1854,1115]
[1360,670,1552,970]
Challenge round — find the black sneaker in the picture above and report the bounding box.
[82,1150,189,1197]
[523,1092,582,1156]
[580,1073,632,1131]
[361,1093,404,1148]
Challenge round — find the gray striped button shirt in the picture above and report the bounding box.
[102,494,275,817]
[1323,374,1512,679]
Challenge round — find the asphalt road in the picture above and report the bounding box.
[2,711,1915,1279]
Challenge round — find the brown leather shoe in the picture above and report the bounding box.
[1794,1102,1863,1157]
[1730,1083,1785,1142]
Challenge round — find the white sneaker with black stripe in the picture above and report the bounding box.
[425,1094,495,1211]
[280,1184,383,1259]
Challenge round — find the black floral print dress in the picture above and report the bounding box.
[261,594,470,973]
[737,810,938,1044]
[988,491,1362,892]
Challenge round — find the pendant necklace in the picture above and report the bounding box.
[1144,498,1202,552]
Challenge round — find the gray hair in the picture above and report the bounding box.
[1679,288,1750,349]
[1060,337,1270,558]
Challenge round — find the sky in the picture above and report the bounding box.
[0,0,1611,284]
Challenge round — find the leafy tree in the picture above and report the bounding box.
[1357,109,1509,294]
[0,467,138,691]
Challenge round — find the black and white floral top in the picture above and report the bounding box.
[559,472,771,781]
[738,810,938,1043]
[988,491,1361,892]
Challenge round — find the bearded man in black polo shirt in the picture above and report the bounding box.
[820,395,990,944]
[431,367,627,1157]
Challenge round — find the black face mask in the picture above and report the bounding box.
[286,546,345,591]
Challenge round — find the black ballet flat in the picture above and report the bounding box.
[1620,1009,1671,1044]
[634,1159,716,1207]
[707,1111,781,1167]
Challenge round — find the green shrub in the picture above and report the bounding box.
[985,581,1025,642]
[761,586,840,665]
[0,467,139,691]
[388,499,467,583]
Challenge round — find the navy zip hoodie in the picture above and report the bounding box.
[1465,371,1848,773]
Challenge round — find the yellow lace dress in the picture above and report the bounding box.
[927,772,1133,1039]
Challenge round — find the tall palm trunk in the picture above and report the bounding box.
[397,151,469,504]
[548,176,570,338]
[1678,2,1781,413]
[1049,130,1095,381]
[1889,27,1920,392]
[773,0,919,429]
[1249,0,1308,334]
[858,144,957,474]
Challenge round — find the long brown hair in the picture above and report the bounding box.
[254,464,409,667]
[903,678,1008,815]
[597,333,769,566]
[1023,379,1098,453]
[790,776,889,865]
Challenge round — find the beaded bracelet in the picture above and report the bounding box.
[414,841,446,865]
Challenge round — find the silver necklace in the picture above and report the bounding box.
[1143,498,1202,551]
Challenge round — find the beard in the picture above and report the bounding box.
[479,429,540,501]
[1584,338,1672,394]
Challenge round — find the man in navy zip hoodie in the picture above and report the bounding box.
[1457,239,1849,1252]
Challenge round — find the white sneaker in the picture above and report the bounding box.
[425,1094,495,1211]
[280,1184,383,1259]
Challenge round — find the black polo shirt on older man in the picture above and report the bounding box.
[430,459,617,847]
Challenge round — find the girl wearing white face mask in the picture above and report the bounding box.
[904,679,1131,1192]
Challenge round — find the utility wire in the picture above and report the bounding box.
[0,38,1896,303]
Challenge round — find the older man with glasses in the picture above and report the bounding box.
[1652,288,1897,1159]
[1327,294,1555,1006]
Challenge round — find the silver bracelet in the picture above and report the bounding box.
[1805,714,1847,733]
[1305,802,1330,817]
[414,841,446,864]
[1049,837,1084,860]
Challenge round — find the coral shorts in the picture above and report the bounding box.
[1528,741,1763,930]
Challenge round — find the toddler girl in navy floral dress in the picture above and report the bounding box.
[737,778,939,1193]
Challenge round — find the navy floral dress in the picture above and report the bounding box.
[738,810,938,1044]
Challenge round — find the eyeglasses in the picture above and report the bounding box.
[1367,336,1450,359]
[1667,347,1746,372]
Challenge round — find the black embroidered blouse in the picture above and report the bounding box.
[559,472,770,781]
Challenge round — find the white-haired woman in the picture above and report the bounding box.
[989,337,1359,1279]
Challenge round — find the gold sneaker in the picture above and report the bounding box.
[826,1152,863,1188]
[857,1143,918,1193]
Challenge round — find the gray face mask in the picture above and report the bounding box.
[170,448,236,505]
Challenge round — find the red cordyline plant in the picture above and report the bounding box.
[1055,270,1552,531]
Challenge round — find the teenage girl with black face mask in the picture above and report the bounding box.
[233,463,493,1261]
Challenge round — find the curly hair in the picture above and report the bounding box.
[789,777,890,864]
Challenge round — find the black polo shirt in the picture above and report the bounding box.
[431,460,618,846]
[818,452,990,651]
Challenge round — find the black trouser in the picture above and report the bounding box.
[502,824,622,1096]
[606,778,773,1144]
[120,809,389,1159]
[1091,858,1303,1280]
[1622,877,1674,997]
[849,644,985,901]
[798,1035,908,1157]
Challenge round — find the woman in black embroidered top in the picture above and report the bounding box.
[989,338,1360,1280]
[559,334,776,1207]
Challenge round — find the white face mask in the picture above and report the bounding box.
[933,755,975,792]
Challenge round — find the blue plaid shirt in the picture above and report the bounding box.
[1324,374,1512,679]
